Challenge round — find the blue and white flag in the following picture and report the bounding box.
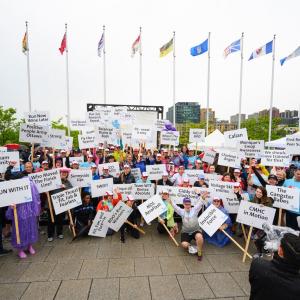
[190,39,208,56]
[223,39,241,58]
[248,41,273,61]
[97,33,104,57]
[280,46,300,66]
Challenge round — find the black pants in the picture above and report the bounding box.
[47,209,65,238]
[157,220,168,234]
[120,223,140,240]
[286,211,299,230]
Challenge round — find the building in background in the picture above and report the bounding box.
[258,107,280,118]
[230,113,246,125]
[200,108,216,123]
[166,102,200,124]
[215,120,237,132]
[279,110,299,126]
[247,112,259,120]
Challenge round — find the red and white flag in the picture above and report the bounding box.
[131,35,141,57]
[59,33,67,55]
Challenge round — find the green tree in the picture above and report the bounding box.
[179,121,208,145]
[0,106,21,145]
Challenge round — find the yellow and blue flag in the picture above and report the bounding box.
[160,38,173,57]
[190,39,208,56]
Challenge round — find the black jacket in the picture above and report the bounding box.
[157,179,173,186]
[117,172,136,184]
[249,255,300,300]
[5,166,30,180]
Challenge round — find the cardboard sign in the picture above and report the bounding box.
[202,150,217,164]
[160,131,180,146]
[0,152,20,173]
[154,119,168,132]
[91,178,114,197]
[78,134,97,149]
[88,210,110,237]
[98,162,120,178]
[204,173,222,185]
[209,180,236,194]
[29,169,62,193]
[236,200,276,230]
[95,126,118,144]
[146,164,166,180]
[24,111,50,126]
[132,125,153,141]
[113,184,134,199]
[219,192,240,214]
[107,201,133,232]
[51,187,82,215]
[261,150,290,167]
[286,134,300,155]
[71,120,87,129]
[224,128,248,147]
[121,129,132,146]
[63,136,73,151]
[69,156,85,164]
[69,169,93,188]
[217,151,242,168]
[185,170,203,185]
[86,111,104,125]
[138,194,167,224]
[0,177,32,207]
[131,168,142,181]
[0,147,7,152]
[237,140,264,158]
[82,127,95,135]
[189,129,205,143]
[19,123,49,144]
[132,183,155,200]
[266,185,300,212]
[198,205,229,237]
[46,129,66,149]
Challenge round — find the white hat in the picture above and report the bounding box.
[88,154,93,158]
[91,163,97,168]
[234,169,241,173]
[127,195,134,201]
[183,178,189,183]
[42,160,49,164]
[162,189,169,194]
[173,148,179,151]
[71,160,79,165]
[157,153,162,157]
[124,164,130,168]
[105,191,113,196]
[162,171,169,176]
[61,150,66,153]
[142,172,148,177]
[102,165,109,170]
[105,148,110,152]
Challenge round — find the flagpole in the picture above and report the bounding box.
[238,32,244,129]
[25,21,32,112]
[103,25,107,105]
[206,32,211,136]
[173,31,176,125]
[139,26,142,105]
[65,23,71,136]
[268,35,276,142]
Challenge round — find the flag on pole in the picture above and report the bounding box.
[248,41,273,61]
[59,33,67,55]
[223,39,240,58]
[97,33,104,57]
[280,46,300,66]
[22,32,28,54]
[160,38,173,57]
[190,39,208,56]
[131,35,141,57]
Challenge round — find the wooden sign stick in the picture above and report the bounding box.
[158,218,179,247]
[278,208,282,226]
[31,144,34,163]
[13,206,21,245]
[68,210,76,237]
[125,221,145,235]
[242,226,253,263]
[241,224,247,242]
[46,192,55,223]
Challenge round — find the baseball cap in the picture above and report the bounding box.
[183,178,189,183]
[91,163,97,168]
[198,173,205,180]
[162,171,169,176]
[157,153,162,157]
[60,167,71,173]
[71,161,79,165]
[127,195,134,201]
[174,148,179,151]
[268,174,278,181]
[234,169,241,173]
[213,196,221,201]
[105,191,113,196]
[61,150,66,153]
[103,165,109,170]
[88,154,93,158]
[183,197,191,204]
[196,159,202,164]
[233,182,241,187]
[124,164,130,168]
[142,172,148,177]
[42,160,49,164]
[162,189,169,194]
[104,148,110,152]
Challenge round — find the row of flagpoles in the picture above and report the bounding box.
[22,22,300,141]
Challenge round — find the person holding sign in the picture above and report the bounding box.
[170,196,206,261]
[117,164,136,184]
[171,165,188,186]
[194,173,208,188]
[157,172,173,186]
[5,161,33,180]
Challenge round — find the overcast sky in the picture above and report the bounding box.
[0,0,300,124]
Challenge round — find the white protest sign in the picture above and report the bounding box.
[219,192,240,214]
[236,200,276,230]
[198,205,229,237]
[0,147,7,152]
[71,120,87,129]
[154,119,168,132]
[91,178,114,197]
[202,150,217,164]
[266,185,300,212]
[160,131,180,146]
[98,162,120,178]
[107,201,133,232]
[113,184,134,199]
[51,187,82,215]
[78,134,97,149]
[97,106,115,122]
[0,177,32,207]
[217,151,242,168]
[69,156,85,164]
[146,164,166,180]
[63,136,73,151]
[261,150,290,167]
[28,169,62,193]
[209,180,236,194]
[185,170,203,185]
[224,128,248,147]
[19,123,49,144]
[286,134,300,155]
[69,169,93,188]
[95,126,118,144]
[131,168,142,181]
[189,129,205,143]
[132,183,155,200]
[24,111,50,126]
[88,210,110,237]
[138,194,167,224]
[82,127,95,135]
[0,152,20,173]
[204,174,222,186]
[47,129,66,149]
[86,111,103,125]
[132,126,153,141]
[121,129,132,146]
[237,140,264,158]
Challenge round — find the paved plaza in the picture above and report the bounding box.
[0,224,253,300]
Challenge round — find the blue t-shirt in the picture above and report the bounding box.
[283,178,300,215]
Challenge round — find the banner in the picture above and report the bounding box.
[95,126,118,144]
[0,152,20,173]
[266,185,300,212]
[160,131,179,146]
[132,183,155,200]
[146,164,166,180]
[29,169,62,193]
[107,201,133,231]
[19,123,49,144]
[98,162,120,178]
[88,210,110,237]
[91,178,114,198]
[71,120,87,129]
[78,134,97,149]
[286,134,300,155]
[198,205,229,237]
[202,150,217,164]
[0,177,32,207]
[224,128,248,147]
[261,150,290,167]
[217,151,242,168]
[237,140,264,158]
[113,184,134,199]
[24,111,50,126]
[236,200,276,230]
[69,169,93,188]
[138,194,167,224]
[51,187,82,215]
[189,129,205,143]
[209,180,236,194]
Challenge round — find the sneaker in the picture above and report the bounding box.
[0,249,12,257]
[197,254,203,261]
[48,237,54,242]
[58,234,64,239]
[28,245,36,255]
[120,238,125,243]
[139,222,144,227]
[18,250,27,259]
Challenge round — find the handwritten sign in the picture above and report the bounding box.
[202,150,217,164]
[217,151,242,168]
[69,169,92,188]
[131,168,142,181]
[161,131,180,146]
[209,180,236,194]
[107,201,133,232]
[19,123,49,144]
[71,120,87,129]
[224,128,248,147]
[88,210,110,237]
[0,152,20,173]
[146,164,166,180]
[91,178,114,198]
[78,134,97,149]
[237,140,264,158]
[95,126,118,144]
[98,162,120,178]
[132,126,153,141]
[29,169,62,193]
[154,119,168,132]
[185,170,203,185]
[261,150,290,167]
[24,111,50,126]
[86,111,104,125]
[132,183,155,200]
[286,134,300,155]
[189,129,205,143]
[219,192,240,214]
[113,184,134,199]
